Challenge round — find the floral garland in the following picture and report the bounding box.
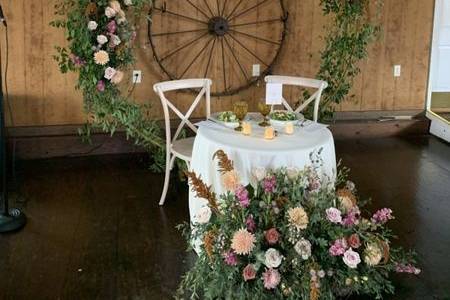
[52,0,166,170]
[177,151,420,299]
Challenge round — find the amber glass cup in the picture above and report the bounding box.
[258,103,271,127]
[233,101,248,131]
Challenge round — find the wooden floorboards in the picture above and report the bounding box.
[1,136,450,300]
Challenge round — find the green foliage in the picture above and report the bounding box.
[315,0,383,120]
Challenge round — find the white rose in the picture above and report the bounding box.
[264,248,283,268]
[110,34,121,46]
[105,7,116,18]
[87,21,98,31]
[104,67,117,80]
[252,167,266,182]
[124,0,133,6]
[294,238,311,260]
[117,17,127,25]
[286,167,299,180]
[97,35,108,45]
[343,248,361,269]
[194,206,212,224]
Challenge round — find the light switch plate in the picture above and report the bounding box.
[252,64,260,77]
[394,65,401,77]
[133,70,142,83]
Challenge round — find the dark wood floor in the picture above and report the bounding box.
[1,135,450,300]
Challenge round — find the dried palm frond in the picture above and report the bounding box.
[185,171,220,214]
[336,188,357,206]
[380,240,390,264]
[85,2,97,16]
[213,150,234,174]
[203,230,216,260]
[310,281,320,300]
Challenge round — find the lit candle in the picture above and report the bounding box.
[285,122,294,135]
[264,127,275,140]
[242,122,252,135]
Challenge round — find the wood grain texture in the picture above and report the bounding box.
[0,0,434,127]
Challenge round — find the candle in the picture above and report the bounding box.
[264,127,275,140]
[285,122,294,135]
[242,122,252,135]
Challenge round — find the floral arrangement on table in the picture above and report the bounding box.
[51,0,167,170]
[177,150,420,300]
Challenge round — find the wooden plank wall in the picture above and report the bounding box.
[0,0,434,127]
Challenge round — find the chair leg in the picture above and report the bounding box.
[159,154,173,206]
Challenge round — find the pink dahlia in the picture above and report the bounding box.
[262,268,281,290]
[231,229,256,255]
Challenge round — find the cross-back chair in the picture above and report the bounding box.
[153,78,212,206]
[265,75,328,122]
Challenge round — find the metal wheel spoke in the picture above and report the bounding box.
[204,38,217,77]
[223,36,249,81]
[153,7,208,25]
[229,18,281,28]
[203,0,215,17]
[228,0,272,22]
[220,38,227,91]
[228,33,269,66]
[226,0,244,20]
[153,28,207,37]
[229,29,281,45]
[180,37,215,78]
[186,0,211,20]
[160,32,209,62]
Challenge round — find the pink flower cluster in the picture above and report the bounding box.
[329,238,348,256]
[262,268,281,289]
[245,215,256,233]
[223,251,238,266]
[263,176,277,193]
[371,208,394,224]
[235,185,250,207]
[342,207,360,227]
[395,263,421,275]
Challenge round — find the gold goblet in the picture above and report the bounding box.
[233,101,248,131]
[258,103,271,127]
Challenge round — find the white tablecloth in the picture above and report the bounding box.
[189,119,337,222]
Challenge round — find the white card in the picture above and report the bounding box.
[265,83,283,105]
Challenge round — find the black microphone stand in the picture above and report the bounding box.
[0,13,26,233]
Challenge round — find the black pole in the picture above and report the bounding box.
[0,6,26,233]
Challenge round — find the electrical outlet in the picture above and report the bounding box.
[252,64,260,77]
[393,65,401,77]
[133,70,142,83]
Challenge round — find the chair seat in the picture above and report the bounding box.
[171,137,195,162]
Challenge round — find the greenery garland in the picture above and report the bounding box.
[52,0,382,169]
[316,0,382,118]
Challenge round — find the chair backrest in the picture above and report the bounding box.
[265,75,328,122]
[153,78,212,147]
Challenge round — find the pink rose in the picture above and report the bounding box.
[347,234,361,249]
[265,228,280,245]
[326,207,342,224]
[343,248,361,269]
[262,268,281,290]
[243,264,256,281]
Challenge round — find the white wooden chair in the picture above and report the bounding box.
[265,75,328,122]
[153,78,212,206]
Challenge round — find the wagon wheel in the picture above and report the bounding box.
[148,0,288,97]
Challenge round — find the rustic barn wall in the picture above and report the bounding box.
[0,0,434,127]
